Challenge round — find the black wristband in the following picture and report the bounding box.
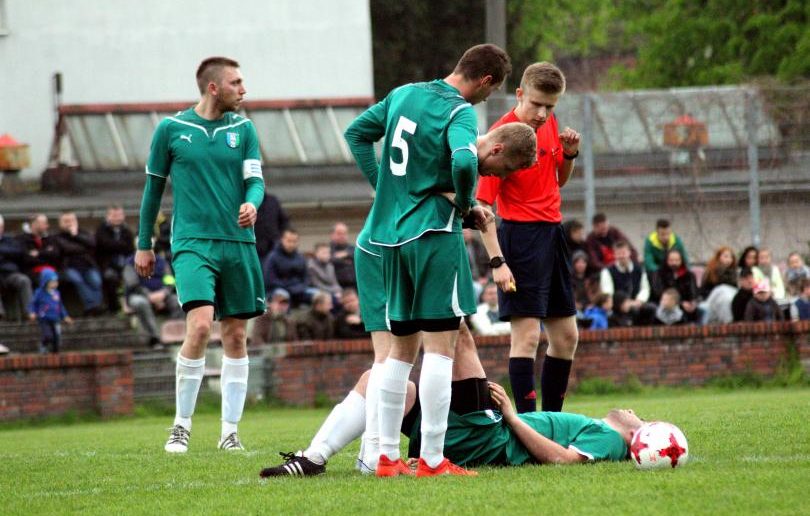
[563,150,579,160]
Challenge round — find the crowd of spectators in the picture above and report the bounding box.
[462,212,810,336]
[4,202,810,350]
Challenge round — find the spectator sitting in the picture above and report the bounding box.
[585,212,638,271]
[251,289,297,345]
[599,240,655,325]
[738,245,759,273]
[54,212,104,315]
[470,282,511,336]
[583,292,611,330]
[650,249,700,323]
[307,242,343,299]
[153,210,172,260]
[0,214,33,321]
[700,246,738,299]
[570,250,599,312]
[95,204,134,313]
[123,254,180,349]
[254,191,290,265]
[784,252,810,298]
[654,288,685,326]
[609,292,636,327]
[295,291,335,340]
[753,248,785,302]
[731,268,756,322]
[744,279,784,322]
[790,278,810,321]
[28,269,73,353]
[334,289,370,339]
[329,222,356,289]
[19,213,60,281]
[263,228,318,307]
[643,218,689,275]
[562,219,588,257]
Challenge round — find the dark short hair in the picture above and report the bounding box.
[453,44,512,85]
[593,292,611,307]
[739,267,754,279]
[613,240,630,250]
[283,227,298,236]
[656,219,671,229]
[196,56,240,94]
[592,212,607,225]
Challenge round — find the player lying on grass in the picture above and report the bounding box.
[259,324,644,477]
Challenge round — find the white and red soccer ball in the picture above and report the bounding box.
[630,422,689,470]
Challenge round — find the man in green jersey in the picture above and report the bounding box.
[259,322,642,477]
[343,43,512,477]
[135,57,265,453]
[350,121,535,474]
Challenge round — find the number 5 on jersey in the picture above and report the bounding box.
[390,116,417,176]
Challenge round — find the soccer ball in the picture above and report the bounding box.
[630,422,689,470]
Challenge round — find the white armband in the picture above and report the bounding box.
[242,159,263,179]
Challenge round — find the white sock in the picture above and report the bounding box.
[174,354,205,430]
[360,363,384,467]
[378,358,412,461]
[419,353,453,468]
[221,355,249,438]
[304,390,366,465]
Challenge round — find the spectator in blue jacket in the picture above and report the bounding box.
[583,292,611,330]
[28,269,73,353]
[263,228,318,307]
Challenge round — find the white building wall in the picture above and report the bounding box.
[0,0,373,178]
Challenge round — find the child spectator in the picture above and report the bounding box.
[744,279,784,322]
[655,288,685,326]
[784,252,810,298]
[307,242,343,298]
[28,269,73,353]
[583,292,611,330]
[753,248,785,301]
[731,268,755,322]
[650,248,700,323]
[570,250,599,311]
[790,278,810,321]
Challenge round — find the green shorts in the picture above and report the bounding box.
[381,231,475,321]
[172,238,265,320]
[355,241,388,332]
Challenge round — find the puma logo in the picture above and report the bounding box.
[180,134,193,143]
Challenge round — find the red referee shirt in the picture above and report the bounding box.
[476,110,564,223]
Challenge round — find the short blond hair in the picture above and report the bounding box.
[520,62,566,95]
[488,122,537,171]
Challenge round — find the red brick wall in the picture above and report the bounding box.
[0,351,134,421]
[267,321,810,406]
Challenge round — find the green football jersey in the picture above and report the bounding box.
[345,80,479,247]
[408,410,627,466]
[146,107,263,244]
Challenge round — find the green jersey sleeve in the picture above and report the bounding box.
[567,422,628,462]
[146,119,171,178]
[447,106,478,213]
[344,99,387,188]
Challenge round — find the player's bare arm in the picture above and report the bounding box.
[489,382,587,464]
[134,249,156,278]
[558,127,580,187]
[238,202,258,228]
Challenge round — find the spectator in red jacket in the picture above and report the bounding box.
[585,213,638,271]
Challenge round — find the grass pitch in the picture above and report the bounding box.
[2,387,809,515]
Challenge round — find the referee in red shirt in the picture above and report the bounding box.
[476,62,580,413]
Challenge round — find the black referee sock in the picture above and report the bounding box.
[508,357,537,413]
[540,355,573,412]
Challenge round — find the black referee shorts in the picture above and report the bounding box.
[497,220,576,321]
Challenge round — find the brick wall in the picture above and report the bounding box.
[0,351,134,421]
[266,321,810,406]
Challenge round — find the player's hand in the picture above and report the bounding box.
[559,127,581,155]
[488,382,517,420]
[134,249,156,278]
[238,202,258,228]
[64,316,74,325]
[470,205,495,232]
[492,263,516,293]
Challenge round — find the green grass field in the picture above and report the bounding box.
[2,387,809,515]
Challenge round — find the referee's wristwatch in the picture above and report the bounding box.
[489,256,506,269]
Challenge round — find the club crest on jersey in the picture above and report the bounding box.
[226,132,240,148]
